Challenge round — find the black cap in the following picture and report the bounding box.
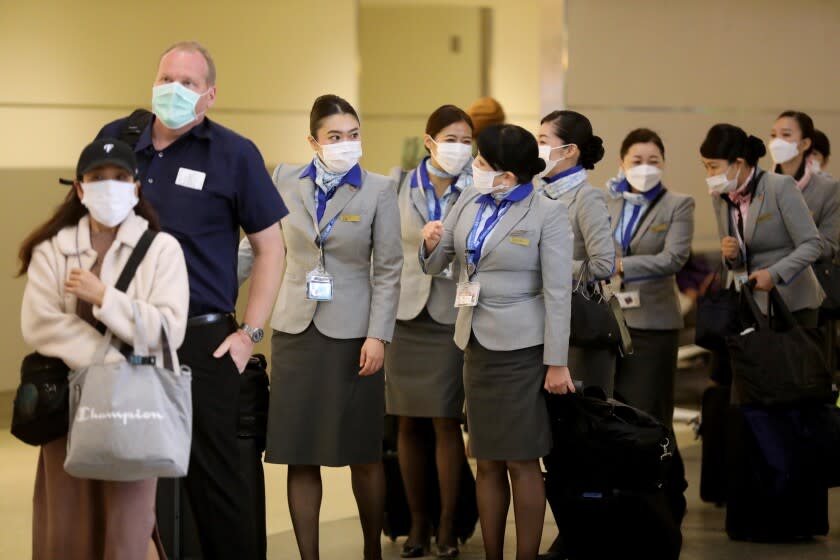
[75,138,138,180]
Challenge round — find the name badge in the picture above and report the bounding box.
[306,268,334,301]
[175,167,206,191]
[617,290,641,309]
[509,236,530,247]
[435,262,454,280]
[454,281,480,307]
[650,223,668,233]
[340,214,361,222]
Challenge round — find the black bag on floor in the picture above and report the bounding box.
[699,384,730,504]
[382,415,478,543]
[543,389,682,560]
[726,405,829,542]
[727,285,834,407]
[157,354,270,560]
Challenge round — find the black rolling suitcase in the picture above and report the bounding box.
[699,384,730,504]
[544,389,683,560]
[157,354,270,560]
[726,405,829,542]
[382,415,478,543]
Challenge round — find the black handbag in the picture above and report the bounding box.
[814,258,840,318]
[11,230,157,446]
[727,284,834,408]
[10,353,70,445]
[695,266,741,351]
[569,261,632,353]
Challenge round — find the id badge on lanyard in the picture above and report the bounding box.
[306,212,336,302]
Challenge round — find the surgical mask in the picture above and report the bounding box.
[705,165,740,195]
[152,82,210,130]
[810,159,823,175]
[768,138,799,165]
[625,164,662,192]
[472,164,504,195]
[80,180,138,227]
[317,140,363,174]
[537,144,572,178]
[430,139,472,175]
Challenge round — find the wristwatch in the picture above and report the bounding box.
[239,323,264,343]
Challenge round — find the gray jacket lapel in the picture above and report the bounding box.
[410,182,430,222]
[629,196,665,252]
[743,189,767,246]
[608,197,623,239]
[299,178,318,229]
[478,192,534,265]
[319,183,361,230]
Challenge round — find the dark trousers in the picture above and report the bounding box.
[178,318,257,560]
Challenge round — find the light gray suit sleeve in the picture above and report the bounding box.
[237,236,254,287]
[574,188,615,280]
[768,181,822,285]
[622,196,695,280]
[368,182,404,341]
[542,202,573,366]
[420,194,461,275]
[816,178,840,260]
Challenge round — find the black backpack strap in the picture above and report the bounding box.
[95,230,158,334]
[119,109,154,149]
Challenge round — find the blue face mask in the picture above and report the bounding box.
[152,82,209,130]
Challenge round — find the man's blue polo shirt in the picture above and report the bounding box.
[97,115,288,317]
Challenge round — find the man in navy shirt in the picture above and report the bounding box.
[98,41,287,559]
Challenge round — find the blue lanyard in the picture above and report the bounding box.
[314,186,341,246]
[416,165,455,221]
[619,201,643,254]
[466,199,512,274]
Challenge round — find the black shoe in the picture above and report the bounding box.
[401,543,428,558]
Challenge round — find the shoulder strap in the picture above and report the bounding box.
[94,230,158,334]
[119,109,154,149]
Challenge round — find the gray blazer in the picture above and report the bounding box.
[395,168,461,324]
[608,190,695,330]
[257,163,402,341]
[713,170,823,312]
[422,186,573,366]
[800,172,840,261]
[539,179,615,281]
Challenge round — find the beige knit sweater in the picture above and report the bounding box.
[21,212,189,370]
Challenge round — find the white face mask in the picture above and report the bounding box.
[705,165,740,195]
[768,138,799,165]
[472,164,504,195]
[811,159,823,174]
[625,164,663,192]
[537,144,572,178]
[81,180,139,227]
[317,140,363,174]
[430,139,472,175]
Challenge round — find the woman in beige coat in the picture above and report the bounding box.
[18,138,189,560]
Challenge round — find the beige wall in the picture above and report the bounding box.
[359,0,542,174]
[564,0,840,251]
[0,0,358,391]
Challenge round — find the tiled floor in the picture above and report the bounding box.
[3,425,838,559]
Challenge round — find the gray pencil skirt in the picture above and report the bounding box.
[384,309,465,419]
[463,337,552,461]
[265,325,384,467]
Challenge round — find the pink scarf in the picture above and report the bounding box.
[796,156,814,190]
[727,168,756,226]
